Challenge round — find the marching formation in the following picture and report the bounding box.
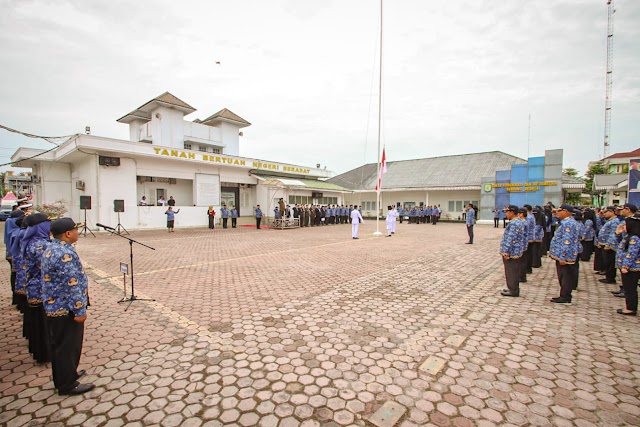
[4,201,94,396]
[499,202,640,315]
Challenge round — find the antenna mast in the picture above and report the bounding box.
[603,0,615,159]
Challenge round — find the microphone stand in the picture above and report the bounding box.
[97,224,155,311]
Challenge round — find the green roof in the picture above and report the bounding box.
[255,175,351,192]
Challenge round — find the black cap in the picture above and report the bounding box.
[518,208,528,215]
[50,218,82,236]
[559,204,575,213]
[9,210,25,218]
[504,205,518,213]
[573,211,583,220]
[623,203,638,213]
[606,205,617,211]
[23,213,49,227]
[523,204,533,210]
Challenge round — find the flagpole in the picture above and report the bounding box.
[373,0,383,237]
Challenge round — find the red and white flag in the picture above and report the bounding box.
[375,148,387,191]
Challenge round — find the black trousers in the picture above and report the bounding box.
[556,261,577,300]
[503,219,507,228]
[48,315,84,392]
[232,218,237,228]
[9,259,17,305]
[399,215,403,223]
[603,249,617,282]
[531,242,542,268]
[494,218,499,228]
[622,271,640,312]
[580,240,594,261]
[594,246,604,271]
[256,218,261,229]
[503,257,520,295]
[222,218,228,228]
[432,216,438,225]
[29,304,51,363]
[467,225,474,243]
[525,243,534,273]
[519,252,528,282]
[208,216,214,229]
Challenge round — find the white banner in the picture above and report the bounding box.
[195,174,220,206]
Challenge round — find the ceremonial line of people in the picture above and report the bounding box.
[499,202,640,315]
[5,201,94,396]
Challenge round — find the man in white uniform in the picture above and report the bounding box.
[351,207,364,239]
[386,206,394,237]
[391,206,398,234]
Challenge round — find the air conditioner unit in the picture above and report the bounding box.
[33,176,41,184]
[75,180,85,191]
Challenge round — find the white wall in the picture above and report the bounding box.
[219,122,240,156]
[150,106,185,149]
[137,206,209,229]
[38,161,71,212]
[97,158,137,229]
[70,155,98,225]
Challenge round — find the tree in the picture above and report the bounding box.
[584,161,609,194]
[563,168,579,177]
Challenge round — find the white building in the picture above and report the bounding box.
[10,92,349,229]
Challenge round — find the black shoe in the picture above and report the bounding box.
[391,232,394,234]
[519,279,527,283]
[550,297,572,304]
[598,278,616,284]
[616,309,637,316]
[501,291,519,297]
[614,292,626,298]
[612,290,624,295]
[595,271,606,275]
[59,383,95,396]
[77,370,86,378]
[465,242,472,244]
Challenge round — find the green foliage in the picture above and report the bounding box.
[563,168,579,177]
[584,161,610,193]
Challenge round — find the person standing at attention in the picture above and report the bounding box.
[351,206,364,239]
[549,204,580,304]
[500,205,526,297]
[465,203,475,244]
[42,218,94,395]
[165,206,180,232]
[220,205,229,229]
[255,205,263,229]
[231,206,238,228]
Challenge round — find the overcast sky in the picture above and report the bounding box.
[1,0,639,177]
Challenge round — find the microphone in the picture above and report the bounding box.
[96,223,115,231]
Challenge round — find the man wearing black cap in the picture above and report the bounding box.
[42,218,94,395]
[500,205,526,297]
[549,204,580,303]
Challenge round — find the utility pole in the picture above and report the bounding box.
[603,0,615,159]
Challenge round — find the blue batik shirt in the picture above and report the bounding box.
[25,237,51,304]
[231,209,238,218]
[584,219,595,241]
[220,208,228,218]
[533,224,544,242]
[42,239,89,317]
[255,208,262,218]
[466,209,475,225]
[576,221,585,253]
[597,218,614,247]
[549,217,580,264]
[616,235,640,271]
[526,214,535,242]
[500,217,526,258]
[11,229,27,295]
[605,217,622,250]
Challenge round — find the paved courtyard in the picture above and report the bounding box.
[1,220,640,427]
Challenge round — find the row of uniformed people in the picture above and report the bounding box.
[273,205,362,227]
[397,206,442,224]
[5,209,94,395]
[593,204,640,315]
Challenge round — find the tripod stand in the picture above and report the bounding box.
[80,209,95,237]
[97,224,155,311]
[114,211,129,235]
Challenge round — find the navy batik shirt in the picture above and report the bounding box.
[549,217,580,264]
[42,239,89,317]
[616,235,640,271]
[25,237,50,304]
[500,217,526,259]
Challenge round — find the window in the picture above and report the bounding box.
[318,197,337,205]
[289,195,313,205]
[199,146,207,152]
[455,201,463,211]
[184,143,192,150]
[211,147,222,154]
[448,201,455,212]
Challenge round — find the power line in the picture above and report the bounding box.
[0,123,73,146]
